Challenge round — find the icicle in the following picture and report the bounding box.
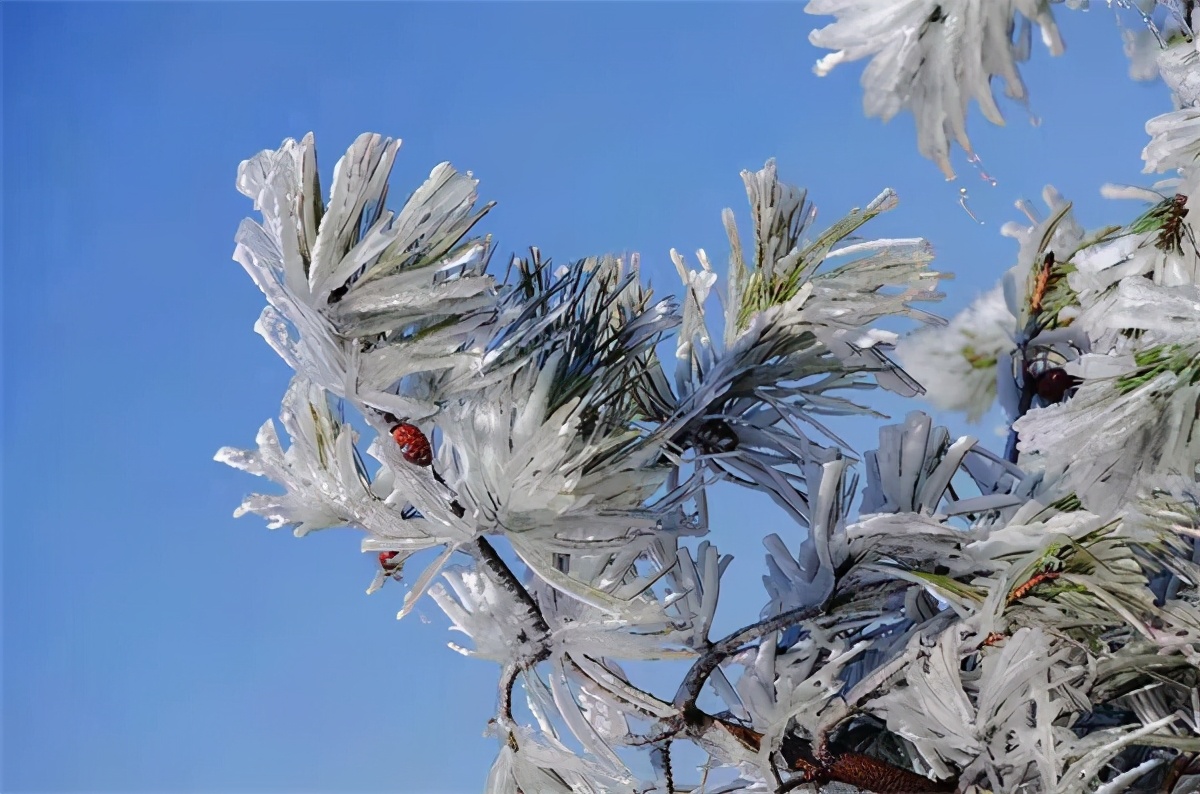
[1109,0,1168,48]
[958,187,985,225]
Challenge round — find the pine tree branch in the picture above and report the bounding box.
[674,603,826,711]
[472,535,552,637]
[471,536,553,723]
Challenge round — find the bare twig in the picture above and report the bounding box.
[674,603,826,710]
[471,536,553,723]
[472,536,553,636]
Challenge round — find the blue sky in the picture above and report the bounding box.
[2,2,1175,792]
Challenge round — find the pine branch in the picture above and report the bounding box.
[471,536,552,724]
[674,603,827,711]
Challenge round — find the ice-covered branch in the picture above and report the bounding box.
[219,107,1200,791]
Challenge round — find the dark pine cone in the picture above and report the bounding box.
[1033,367,1079,404]
[692,418,739,455]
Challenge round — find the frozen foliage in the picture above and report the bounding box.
[897,284,1018,422]
[806,0,1066,178]
[218,9,1200,794]
[805,1,1199,179]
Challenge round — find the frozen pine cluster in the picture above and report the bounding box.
[218,2,1200,792]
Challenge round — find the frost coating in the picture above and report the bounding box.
[898,285,1017,421]
[217,13,1200,788]
[806,0,1066,178]
[221,137,989,791]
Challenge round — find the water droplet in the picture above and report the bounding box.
[967,152,999,187]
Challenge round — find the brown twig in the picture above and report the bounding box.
[980,632,1006,648]
[669,598,959,794]
[1007,570,1061,605]
[1029,252,1054,317]
[715,717,958,793]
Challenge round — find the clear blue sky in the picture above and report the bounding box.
[3,3,1174,792]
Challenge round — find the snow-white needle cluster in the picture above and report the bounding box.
[219,5,1200,792]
